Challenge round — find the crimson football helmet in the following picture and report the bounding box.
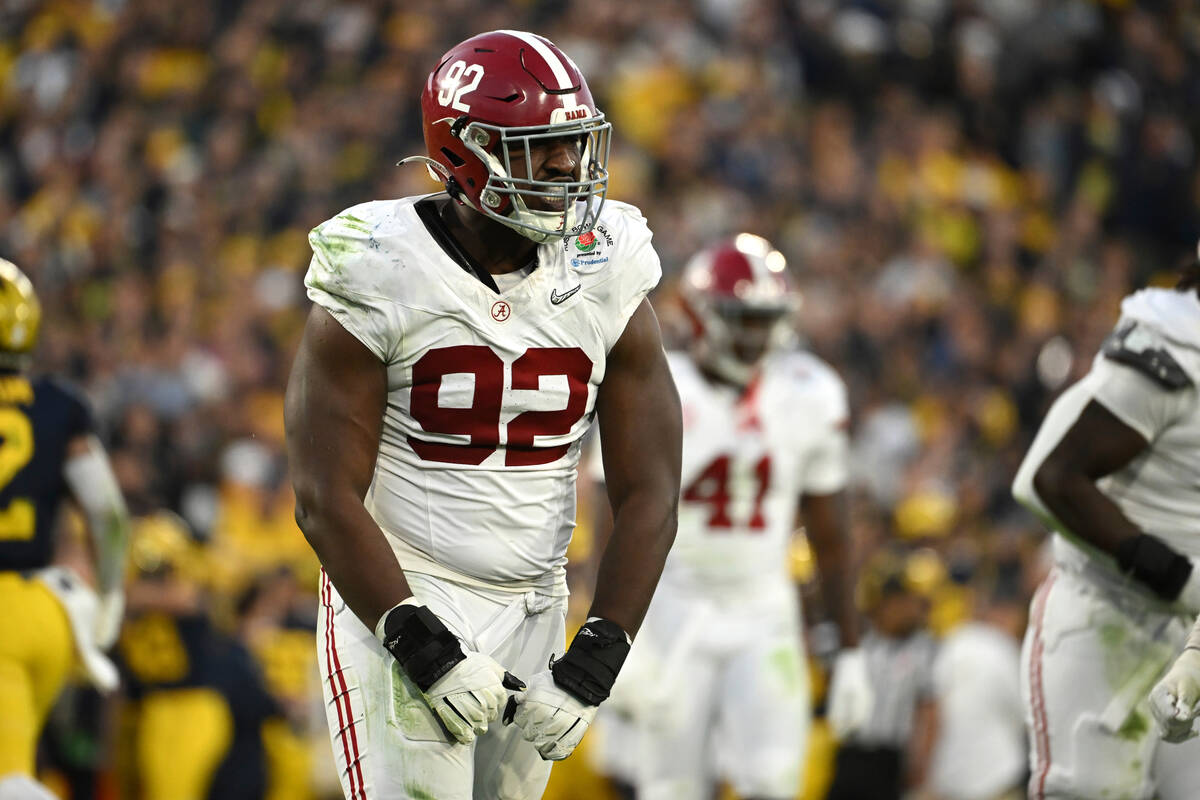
[403,30,611,243]
[679,234,799,386]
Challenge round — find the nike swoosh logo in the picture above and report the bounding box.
[550,285,581,305]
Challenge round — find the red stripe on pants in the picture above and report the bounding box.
[323,570,367,799]
[1028,570,1057,800]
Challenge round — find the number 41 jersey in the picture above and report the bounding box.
[304,196,661,593]
[667,350,849,593]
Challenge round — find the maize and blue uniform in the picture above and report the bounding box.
[118,609,280,800]
[0,375,95,778]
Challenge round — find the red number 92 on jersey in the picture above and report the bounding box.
[408,345,593,467]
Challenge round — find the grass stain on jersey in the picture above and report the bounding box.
[1098,620,1178,745]
[769,645,803,695]
[309,231,360,275]
[406,786,437,800]
[1117,710,1148,741]
[337,213,372,234]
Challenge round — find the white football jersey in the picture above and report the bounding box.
[1014,287,1200,568]
[661,350,849,592]
[304,196,661,592]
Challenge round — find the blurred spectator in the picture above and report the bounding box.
[926,566,1027,800]
[116,512,280,800]
[825,547,939,800]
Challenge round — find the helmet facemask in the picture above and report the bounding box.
[688,301,797,387]
[460,114,612,244]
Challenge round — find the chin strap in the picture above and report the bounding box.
[397,155,454,184]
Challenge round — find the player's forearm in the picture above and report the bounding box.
[64,437,130,594]
[803,493,859,646]
[1033,465,1142,556]
[588,491,677,637]
[294,486,413,631]
[815,553,859,647]
[1036,467,1200,604]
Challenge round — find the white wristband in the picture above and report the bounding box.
[374,596,423,643]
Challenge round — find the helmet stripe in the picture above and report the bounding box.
[498,29,577,106]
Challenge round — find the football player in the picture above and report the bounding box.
[590,235,865,800]
[1013,257,1200,799]
[0,259,130,792]
[284,30,682,800]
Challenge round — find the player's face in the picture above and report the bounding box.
[723,309,783,365]
[505,133,584,212]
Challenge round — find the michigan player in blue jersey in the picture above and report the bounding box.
[0,259,130,796]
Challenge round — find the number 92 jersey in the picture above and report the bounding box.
[304,196,660,592]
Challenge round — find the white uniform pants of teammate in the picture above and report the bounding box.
[1022,565,1200,799]
[317,569,566,800]
[593,576,809,800]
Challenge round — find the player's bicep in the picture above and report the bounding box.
[285,305,387,506]
[595,299,682,505]
[1040,399,1148,483]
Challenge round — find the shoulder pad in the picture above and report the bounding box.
[1102,321,1193,390]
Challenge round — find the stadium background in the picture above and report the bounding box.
[3,0,1199,797]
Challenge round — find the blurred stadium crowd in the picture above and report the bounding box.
[3,0,1199,797]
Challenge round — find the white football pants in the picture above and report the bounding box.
[317,569,566,800]
[1021,566,1200,799]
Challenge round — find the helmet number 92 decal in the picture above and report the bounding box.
[437,60,486,113]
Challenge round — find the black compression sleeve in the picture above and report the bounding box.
[551,618,631,706]
[1115,533,1193,601]
[380,604,465,692]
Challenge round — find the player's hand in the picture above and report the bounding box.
[505,617,631,760]
[378,600,519,745]
[506,670,597,760]
[419,651,511,744]
[1150,647,1200,743]
[827,648,875,740]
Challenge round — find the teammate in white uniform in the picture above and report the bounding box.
[285,31,682,800]
[590,235,864,800]
[1012,269,1200,799]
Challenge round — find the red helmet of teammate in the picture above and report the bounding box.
[679,234,800,386]
[404,30,612,244]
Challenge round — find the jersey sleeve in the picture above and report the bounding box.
[305,210,404,364]
[1089,337,1195,442]
[802,370,851,494]
[602,206,662,351]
